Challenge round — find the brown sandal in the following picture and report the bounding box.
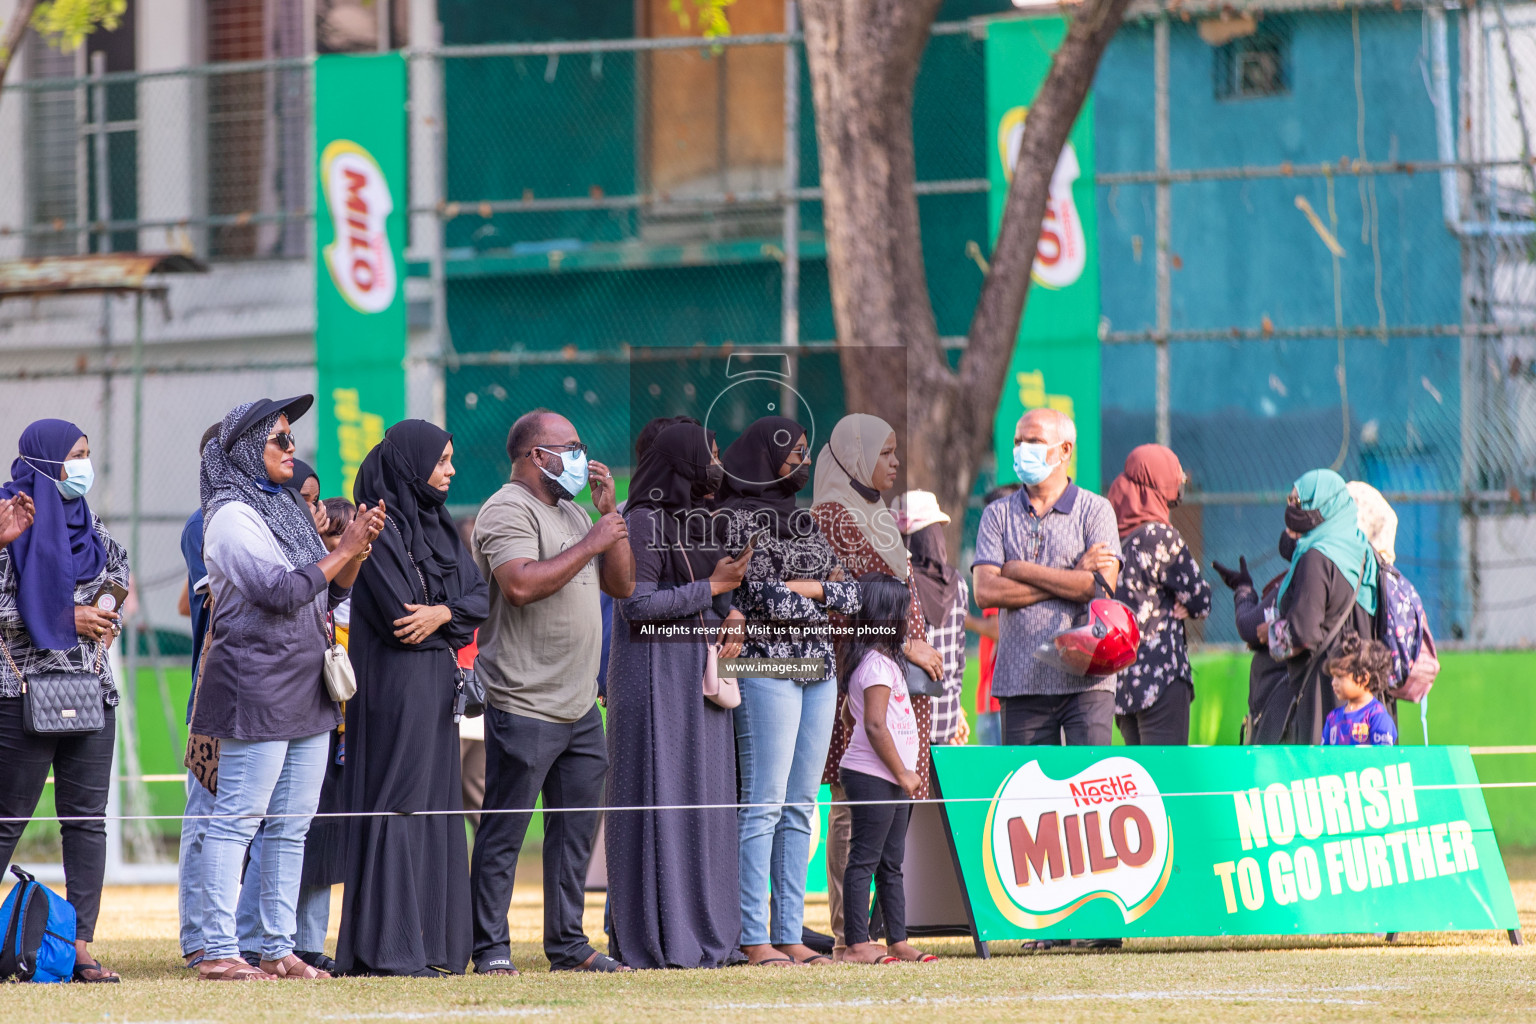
[199,958,275,981]
[261,953,332,979]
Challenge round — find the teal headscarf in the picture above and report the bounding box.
[1276,469,1378,615]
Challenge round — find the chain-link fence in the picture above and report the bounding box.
[3,3,1536,860]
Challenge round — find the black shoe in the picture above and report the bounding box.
[296,950,340,975]
[1070,938,1124,950]
[801,927,835,956]
[239,950,261,968]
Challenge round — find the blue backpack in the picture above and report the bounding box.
[0,866,77,983]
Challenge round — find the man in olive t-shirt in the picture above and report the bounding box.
[469,411,634,976]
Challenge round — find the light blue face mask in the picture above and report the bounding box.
[536,446,589,499]
[1012,442,1060,486]
[55,458,95,500]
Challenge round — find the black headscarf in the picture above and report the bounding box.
[353,419,462,603]
[626,422,721,583]
[290,458,319,497]
[906,523,961,628]
[201,402,328,567]
[718,415,813,538]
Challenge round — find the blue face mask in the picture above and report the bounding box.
[536,447,589,500]
[54,458,95,500]
[1012,442,1060,486]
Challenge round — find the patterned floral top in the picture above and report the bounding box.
[724,508,862,671]
[1113,522,1212,715]
[0,514,129,705]
[811,503,932,800]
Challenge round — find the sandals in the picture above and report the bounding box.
[72,958,120,983]
[552,952,632,973]
[262,953,332,979]
[752,956,799,967]
[796,954,834,965]
[200,958,275,982]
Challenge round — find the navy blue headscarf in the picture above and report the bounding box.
[2,419,108,650]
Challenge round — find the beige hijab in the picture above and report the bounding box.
[1347,480,1398,564]
[812,413,908,579]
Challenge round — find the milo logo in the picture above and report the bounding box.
[983,756,1173,928]
[320,140,397,314]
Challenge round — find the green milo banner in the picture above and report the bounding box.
[313,53,408,497]
[932,745,1519,940]
[987,19,1100,487]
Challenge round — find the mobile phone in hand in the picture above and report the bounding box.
[89,581,129,614]
[741,527,769,557]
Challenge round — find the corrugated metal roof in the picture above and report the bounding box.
[0,253,208,299]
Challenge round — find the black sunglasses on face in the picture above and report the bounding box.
[266,432,297,452]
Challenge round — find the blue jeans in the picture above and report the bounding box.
[178,771,216,957]
[200,733,329,962]
[734,675,835,946]
[237,828,332,953]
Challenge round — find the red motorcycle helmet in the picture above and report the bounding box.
[1033,572,1141,677]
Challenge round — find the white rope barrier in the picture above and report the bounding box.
[12,779,1536,825]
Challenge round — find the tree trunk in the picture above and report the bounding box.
[0,0,40,97]
[802,0,1133,552]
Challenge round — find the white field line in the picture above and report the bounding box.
[706,984,1399,1011]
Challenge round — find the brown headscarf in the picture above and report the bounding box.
[1106,443,1184,538]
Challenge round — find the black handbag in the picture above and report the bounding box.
[904,656,945,698]
[0,633,105,736]
[453,659,486,722]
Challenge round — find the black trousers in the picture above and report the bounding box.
[471,704,607,972]
[0,698,115,941]
[999,690,1114,746]
[1116,680,1193,746]
[839,768,910,947]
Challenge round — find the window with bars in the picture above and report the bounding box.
[206,0,309,259]
[1213,31,1290,101]
[23,5,139,256]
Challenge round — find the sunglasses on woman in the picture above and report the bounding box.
[266,432,297,452]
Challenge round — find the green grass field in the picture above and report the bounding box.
[5,863,1536,1024]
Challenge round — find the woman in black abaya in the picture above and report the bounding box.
[605,422,748,969]
[335,420,489,976]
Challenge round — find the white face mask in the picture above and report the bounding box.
[55,458,95,499]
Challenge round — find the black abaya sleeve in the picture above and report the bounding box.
[354,522,424,651]
[1278,550,1335,653]
[442,553,489,650]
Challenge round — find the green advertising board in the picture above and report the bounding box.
[931,745,1519,943]
[313,53,408,497]
[986,19,1101,488]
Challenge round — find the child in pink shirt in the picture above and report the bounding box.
[837,574,935,964]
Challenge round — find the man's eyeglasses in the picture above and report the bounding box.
[532,443,587,458]
[266,432,297,452]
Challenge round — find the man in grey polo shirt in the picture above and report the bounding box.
[972,408,1122,745]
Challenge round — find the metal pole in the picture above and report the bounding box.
[780,2,801,421]
[1154,16,1171,448]
[91,50,111,253]
[430,51,450,427]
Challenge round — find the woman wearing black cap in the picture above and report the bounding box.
[192,396,385,982]
[335,420,489,977]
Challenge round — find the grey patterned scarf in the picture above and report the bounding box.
[200,402,328,567]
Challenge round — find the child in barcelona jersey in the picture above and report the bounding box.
[1322,633,1398,746]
